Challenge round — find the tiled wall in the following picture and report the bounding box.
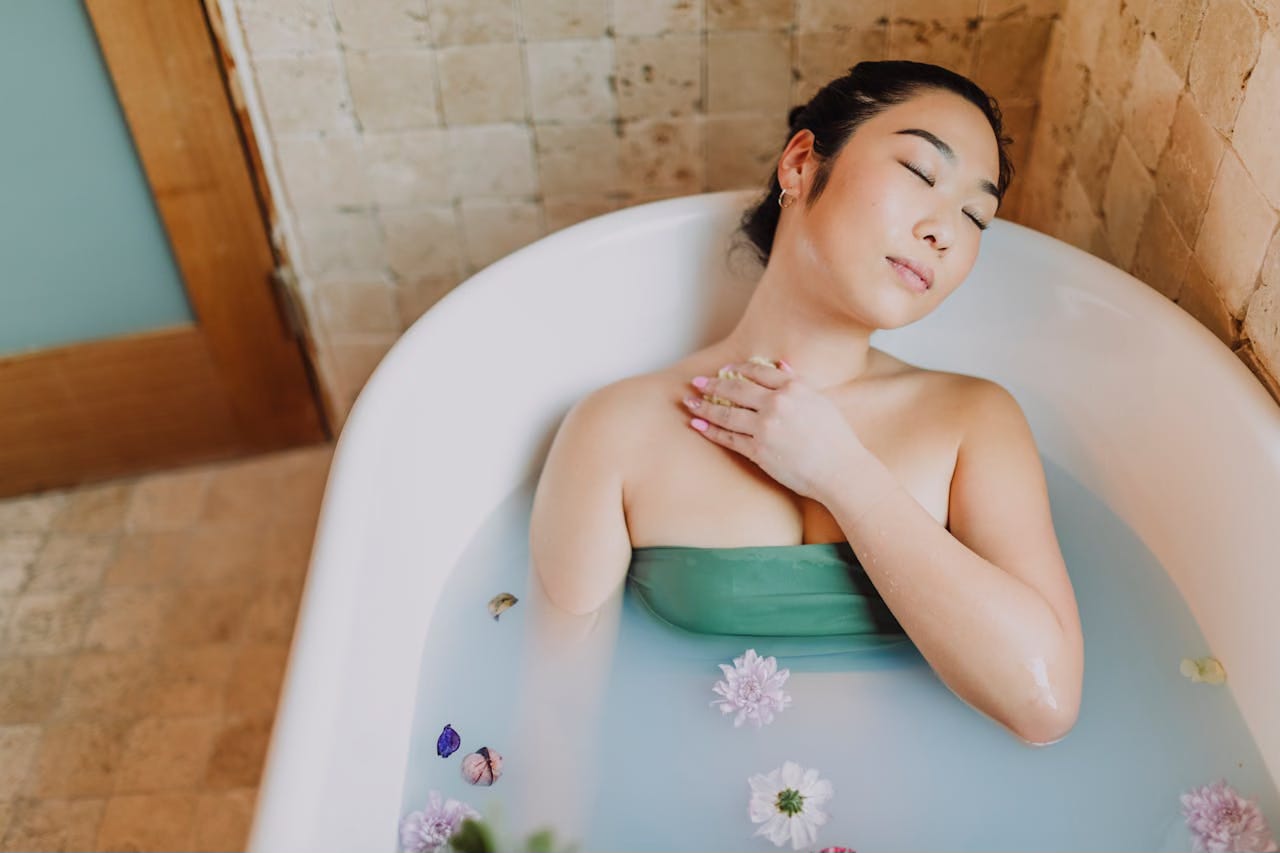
[219,0,1165,427]
[1022,0,1280,401]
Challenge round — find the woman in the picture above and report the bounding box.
[528,60,1084,746]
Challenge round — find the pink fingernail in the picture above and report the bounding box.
[779,359,793,371]
[691,376,709,389]
[690,417,708,432]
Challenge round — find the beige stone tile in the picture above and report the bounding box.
[613,0,703,34]
[1063,0,1108,67]
[1154,92,1225,246]
[1092,0,1145,117]
[136,645,234,719]
[0,531,43,595]
[1192,149,1277,316]
[270,452,332,528]
[534,122,622,195]
[30,719,130,798]
[1,797,104,852]
[0,800,11,847]
[345,49,442,131]
[181,524,272,586]
[708,0,793,29]
[999,100,1038,175]
[886,16,981,76]
[1188,0,1262,134]
[615,35,702,121]
[972,16,1056,101]
[438,43,526,124]
[895,0,980,14]
[1178,258,1241,344]
[245,576,306,645]
[1073,94,1122,215]
[0,725,41,798]
[81,586,176,653]
[234,0,338,56]
[459,200,544,270]
[56,651,150,720]
[707,31,790,115]
[204,715,274,790]
[159,582,255,647]
[226,644,291,717]
[617,117,705,194]
[793,29,890,105]
[329,334,401,403]
[707,114,789,191]
[519,0,608,39]
[797,0,889,32]
[1120,37,1184,172]
[428,0,518,44]
[1101,135,1157,269]
[447,124,539,198]
[1243,238,1280,379]
[192,788,256,852]
[1233,29,1280,208]
[254,54,354,136]
[294,208,386,283]
[1132,196,1193,300]
[0,657,69,725]
[50,483,131,535]
[1234,341,1280,404]
[985,0,1065,14]
[96,793,196,852]
[314,280,401,337]
[125,468,211,533]
[0,492,67,534]
[115,716,221,794]
[202,459,279,528]
[542,195,623,232]
[526,39,616,122]
[380,206,465,280]
[3,590,95,657]
[396,276,463,328]
[332,0,431,49]
[275,133,373,210]
[101,531,189,587]
[25,534,115,595]
[1017,119,1070,234]
[1147,0,1210,77]
[1056,169,1105,254]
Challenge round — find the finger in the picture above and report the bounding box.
[695,374,769,410]
[719,360,790,390]
[689,417,753,456]
[683,394,755,435]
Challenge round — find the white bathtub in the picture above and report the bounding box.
[249,190,1280,852]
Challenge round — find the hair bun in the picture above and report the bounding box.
[787,104,807,128]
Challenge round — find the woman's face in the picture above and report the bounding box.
[778,89,1002,328]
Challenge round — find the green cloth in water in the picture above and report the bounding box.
[628,541,908,641]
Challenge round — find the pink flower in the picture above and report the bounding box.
[1180,779,1278,853]
[712,648,792,728]
[400,790,480,853]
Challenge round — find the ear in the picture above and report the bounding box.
[776,129,815,190]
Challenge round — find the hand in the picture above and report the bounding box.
[681,359,865,502]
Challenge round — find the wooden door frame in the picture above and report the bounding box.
[0,0,330,498]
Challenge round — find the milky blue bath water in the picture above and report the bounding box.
[398,458,1279,852]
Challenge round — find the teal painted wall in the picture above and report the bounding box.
[0,0,195,357]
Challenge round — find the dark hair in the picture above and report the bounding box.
[734,60,1015,267]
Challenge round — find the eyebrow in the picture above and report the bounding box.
[893,128,1001,203]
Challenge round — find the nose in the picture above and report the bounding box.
[915,216,953,254]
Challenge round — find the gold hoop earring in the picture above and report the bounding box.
[778,187,796,209]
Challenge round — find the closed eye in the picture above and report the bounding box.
[903,161,990,231]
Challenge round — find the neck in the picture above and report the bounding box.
[719,260,877,391]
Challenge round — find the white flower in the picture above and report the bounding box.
[748,761,834,850]
[712,648,792,728]
[400,790,480,853]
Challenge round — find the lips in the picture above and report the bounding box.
[886,256,933,289]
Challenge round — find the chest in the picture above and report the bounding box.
[622,378,965,548]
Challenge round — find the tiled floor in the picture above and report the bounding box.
[0,442,334,852]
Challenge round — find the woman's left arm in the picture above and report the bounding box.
[684,363,1084,745]
[819,379,1084,745]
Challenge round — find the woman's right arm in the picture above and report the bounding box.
[528,385,634,616]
